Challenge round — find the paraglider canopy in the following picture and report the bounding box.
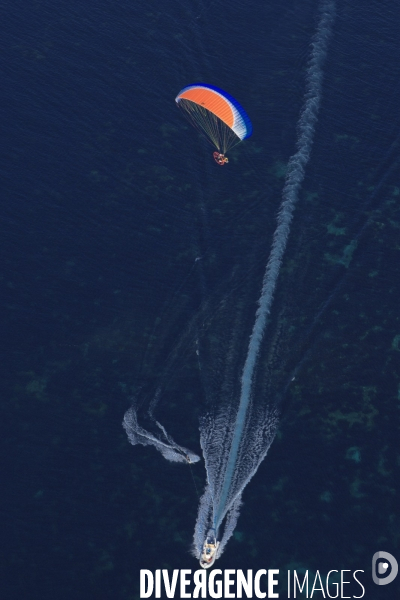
[175,83,252,160]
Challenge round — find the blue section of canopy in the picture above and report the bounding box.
[188,82,253,140]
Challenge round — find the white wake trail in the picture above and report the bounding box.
[122,0,336,567]
[211,0,336,536]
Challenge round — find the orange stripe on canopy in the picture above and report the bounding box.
[178,88,234,129]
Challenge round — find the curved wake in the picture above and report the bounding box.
[122,0,336,566]
[203,0,336,551]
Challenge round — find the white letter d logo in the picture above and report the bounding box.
[372,551,398,585]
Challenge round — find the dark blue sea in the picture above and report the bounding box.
[1,0,399,598]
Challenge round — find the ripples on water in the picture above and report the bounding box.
[1,0,399,597]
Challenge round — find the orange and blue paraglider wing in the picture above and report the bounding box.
[175,83,252,155]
